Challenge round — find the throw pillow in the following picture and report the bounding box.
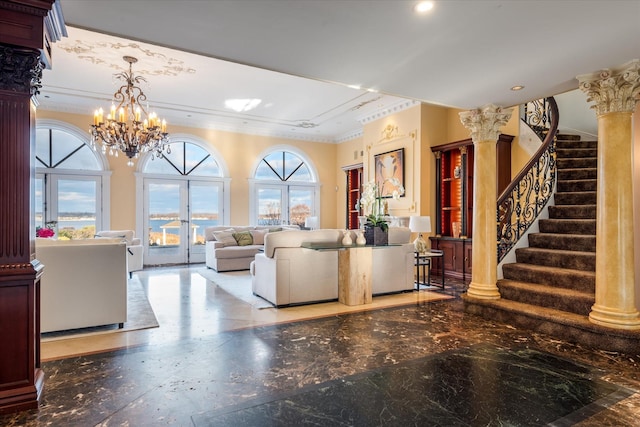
[233,231,253,246]
[268,227,283,233]
[212,230,238,247]
[250,229,267,245]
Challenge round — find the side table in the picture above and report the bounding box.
[415,250,444,290]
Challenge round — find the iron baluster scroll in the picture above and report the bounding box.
[497,97,559,262]
[520,98,553,141]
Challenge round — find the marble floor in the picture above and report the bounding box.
[2,266,640,426]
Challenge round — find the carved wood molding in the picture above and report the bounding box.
[0,47,43,96]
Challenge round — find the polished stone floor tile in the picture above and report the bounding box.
[2,266,639,426]
[195,344,633,426]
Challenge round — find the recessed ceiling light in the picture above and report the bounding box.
[511,85,525,91]
[414,1,434,14]
[224,98,262,112]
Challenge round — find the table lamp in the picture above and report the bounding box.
[409,216,431,254]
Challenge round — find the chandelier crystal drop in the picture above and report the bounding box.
[90,56,170,166]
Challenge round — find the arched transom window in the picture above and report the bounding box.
[143,141,222,176]
[255,151,312,182]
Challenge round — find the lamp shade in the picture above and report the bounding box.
[409,216,431,233]
[304,216,319,229]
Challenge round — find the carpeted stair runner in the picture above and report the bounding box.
[464,134,640,353]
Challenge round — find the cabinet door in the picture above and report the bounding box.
[437,240,457,273]
[463,242,473,281]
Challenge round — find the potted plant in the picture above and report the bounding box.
[358,177,404,245]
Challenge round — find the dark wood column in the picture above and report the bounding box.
[0,0,56,414]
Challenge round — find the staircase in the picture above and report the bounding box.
[464,135,640,354]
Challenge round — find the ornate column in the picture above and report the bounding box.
[0,0,57,414]
[459,105,512,299]
[578,60,640,330]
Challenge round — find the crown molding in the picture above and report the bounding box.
[357,99,420,124]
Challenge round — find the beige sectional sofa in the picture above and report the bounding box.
[250,227,414,307]
[204,225,299,272]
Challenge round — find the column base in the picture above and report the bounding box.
[589,304,640,330]
[466,281,501,300]
[0,368,44,415]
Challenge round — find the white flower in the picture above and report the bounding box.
[358,178,405,230]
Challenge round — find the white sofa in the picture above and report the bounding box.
[36,238,128,333]
[251,227,414,307]
[204,225,298,272]
[95,230,143,277]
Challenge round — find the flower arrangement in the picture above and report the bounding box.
[36,226,55,238]
[358,177,405,232]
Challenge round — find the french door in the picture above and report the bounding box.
[144,178,222,265]
[255,184,315,227]
[35,173,103,238]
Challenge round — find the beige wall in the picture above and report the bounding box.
[361,104,421,218]
[419,103,449,221]
[37,109,339,230]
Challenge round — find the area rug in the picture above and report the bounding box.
[41,276,159,341]
[197,267,274,309]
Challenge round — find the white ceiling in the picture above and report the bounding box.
[41,0,640,143]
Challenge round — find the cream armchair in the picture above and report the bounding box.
[96,230,143,277]
[36,238,127,332]
[251,229,342,307]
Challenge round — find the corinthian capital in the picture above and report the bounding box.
[0,47,43,96]
[578,59,640,115]
[459,104,512,143]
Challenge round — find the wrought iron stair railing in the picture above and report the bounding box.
[497,97,559,262]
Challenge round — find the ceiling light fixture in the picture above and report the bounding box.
[224,98,262,112]
[90,56,169,166]
[414,1,435,14]
[511,85,525,91]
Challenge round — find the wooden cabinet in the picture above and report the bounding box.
[430,135,513,282]
[344,165,363,229]
[429,237,472,282]
[432,140,474,239]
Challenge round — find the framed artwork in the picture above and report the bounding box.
[374,148,405,197]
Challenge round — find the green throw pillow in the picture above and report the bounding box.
[233,231,253,246]
[268,227,283,233]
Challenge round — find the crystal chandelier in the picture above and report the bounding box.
[90,56,169,166]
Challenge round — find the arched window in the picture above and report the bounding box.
[137,137,230,265]
[35,120,111,239]
[142,141,222,176]
[250,147,319,227]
